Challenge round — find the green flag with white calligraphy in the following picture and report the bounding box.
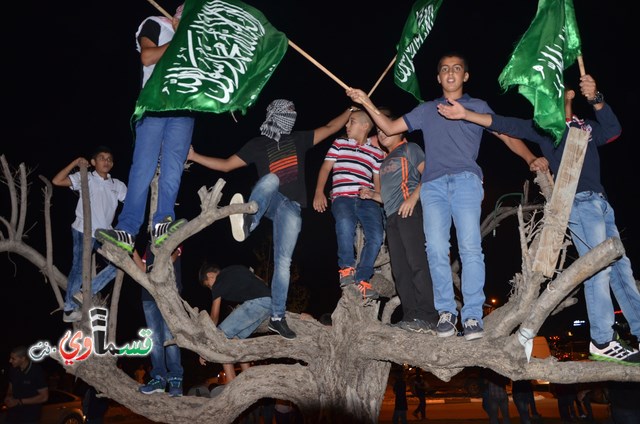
[498,0,582,145]
[132,0,288,123]
[394,0,443,102]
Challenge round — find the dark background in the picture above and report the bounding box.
[1,0,636,379]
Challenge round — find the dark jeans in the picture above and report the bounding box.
[513,393,531,424]
[393,409,408,424]
[386,206,437,323]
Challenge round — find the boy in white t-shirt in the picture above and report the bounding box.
[52,146,127,322]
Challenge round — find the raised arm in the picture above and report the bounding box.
[312,108,352,145]
[346,88,408,136]
[52,157,88,187]
[188,146,247,172]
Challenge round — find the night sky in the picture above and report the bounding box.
[1,0,636,371]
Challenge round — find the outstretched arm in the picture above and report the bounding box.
[437,97,494,127]
[312,108,352,145]
[438,98,548,172]
[496,134,549,172]
[346,88,408,136]
[52,157,88,187]
[188,146,247,172]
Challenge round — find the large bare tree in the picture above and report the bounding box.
[1,152,638,424]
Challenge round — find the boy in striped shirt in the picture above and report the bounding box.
[313,109,385,299]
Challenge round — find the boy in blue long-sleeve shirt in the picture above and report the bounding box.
[437,73,640,366]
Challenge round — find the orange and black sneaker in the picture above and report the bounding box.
[355,280,379,300]
[338,266,356,287]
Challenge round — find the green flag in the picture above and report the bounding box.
[132,0,288,122]
[394,0,443,102]
[498,0,582,145]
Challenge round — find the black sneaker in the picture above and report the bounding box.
[167,377,183,397]
[403,319,437,335]
[436,311,457,337]
[589,335,640,366]
[355,280,380,300]
[152,217,187,247]
[268,318,296,339]
[139,376,166,394]
[390,320,412,330]
[229,193,251,242]
[95,228,134,254]
[338,267,356,287]
[463,318,484,341]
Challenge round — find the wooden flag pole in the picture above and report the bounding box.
[287,40,378,113]
[368,55,396,97]
[146,0,172,19]
[577,55,585,76]
[287,40,349,90]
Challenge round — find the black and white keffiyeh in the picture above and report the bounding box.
[259,99,297,142]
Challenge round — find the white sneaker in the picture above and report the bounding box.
[589,337,640,366]
[229,193,250,242]
[63,310,82,323]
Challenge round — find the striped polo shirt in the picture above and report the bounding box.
[325,137,384,200]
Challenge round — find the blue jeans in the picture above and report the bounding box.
[249,174,301,318]
[142,300,183,380]
[219,296,271,339]
[421,172,485,324]
[116,116,194,236]
[331,196,384,282]
[568,191,640,344]
[65,228,117,312]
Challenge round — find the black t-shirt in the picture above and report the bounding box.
[210,265,271,303]
[236,131,314,207]
[7,361,47,422]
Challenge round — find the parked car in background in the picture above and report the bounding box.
[1,388,85,424]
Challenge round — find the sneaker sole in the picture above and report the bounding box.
[229,194,247,242]
[589,354,640,366]
[154,219,187,247]
[437,328,457,338]
[464,331,484,341]
[339,278,355,288]
[139,388,165,394]
[95,231,134,254]
[267,324,296,340]
[229,213,246,242]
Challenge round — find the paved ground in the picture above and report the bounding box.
[101,391,612,423]
[377,392,611,424]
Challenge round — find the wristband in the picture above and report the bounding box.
[18,399,23,405]
[587,91,604,105]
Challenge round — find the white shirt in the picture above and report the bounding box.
[68,171,127,234]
